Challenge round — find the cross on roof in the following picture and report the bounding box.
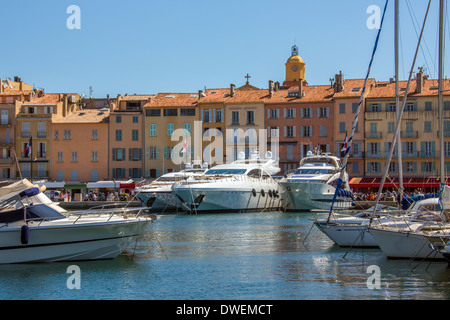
[245,73,251,84]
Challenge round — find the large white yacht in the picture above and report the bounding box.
[134,161,208,212]
[0,179,154,264]
[280,151,355,211]
[171,152,284,213]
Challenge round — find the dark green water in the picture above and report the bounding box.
[0,212,449,300]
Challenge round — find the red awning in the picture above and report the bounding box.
[120,183,135,189]
[349,177,449,189]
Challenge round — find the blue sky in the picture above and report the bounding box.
[0,0,447,97]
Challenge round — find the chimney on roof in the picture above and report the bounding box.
[268,80,273,97]
[198,90,204,98]
[230,84,235,97]
[274,81,280,92]
[334,71,344,93]
[416,67,424,94]
[63,94,68,117]
[298,79,304,98]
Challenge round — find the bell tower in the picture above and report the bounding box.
[285,45,306,84]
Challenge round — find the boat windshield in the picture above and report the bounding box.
[156,176,186,182]
[205,169,247,175]
[294,168,336,175]
[0,204,65,224]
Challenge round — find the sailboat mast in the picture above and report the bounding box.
[439,0,445,187]
[395,0,404,202]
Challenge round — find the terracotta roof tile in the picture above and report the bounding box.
[143,92,200,108]
[53,109,109,123]
[366,78,450,99]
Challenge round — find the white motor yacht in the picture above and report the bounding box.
[280,151,355,211]
[0,180,155,264]
[172,152,284,213]
[134,161,207,212]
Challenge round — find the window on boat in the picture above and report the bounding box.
[205,169,247,175]
[294,168,336,175]
[155,176,184,182]
[247,169,261,178]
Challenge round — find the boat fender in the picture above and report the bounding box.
[261,190,265,197]
[21,225,29,245]
[268,190,272,197]
[252,189,257,197]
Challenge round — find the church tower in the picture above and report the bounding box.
[285,45,305,85]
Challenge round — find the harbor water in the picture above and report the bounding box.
[1,211,450,301]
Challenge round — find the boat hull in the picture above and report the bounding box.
[368,227,444,259]
[136,191,182,213]
[173,183,284,213]
[0,218,146,264]
[314,221,378,247]
[281,182,354,211]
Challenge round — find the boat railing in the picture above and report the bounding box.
[66,206,154,224]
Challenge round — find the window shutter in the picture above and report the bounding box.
[112,148,116,161]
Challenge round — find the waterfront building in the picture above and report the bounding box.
[0,89,35,178]
[264,46,335,175]
[358,69,450,192]
[15,93,80,181]
[142,92,200,178]
[108,94,151,180]
[197,88,229,165]
[332,75,375,177]
[50,108,110,183]
[222,83,267,164]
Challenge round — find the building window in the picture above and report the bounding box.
[57,170,63,182]
[352,161,359,172]
[181,108,196,117]
[92,151,98,162]
[302,108,312,118]
[164,109,178,116]
[150,147,159,159]
[352,103,358,113]
[388,122,395,133]
[424,121,432,132]
[269,109,280,119]
[91,170,98,182]
[369,104,380,112]
[388,103,396,112]
[286,126,295,137]
[405,162,416,172]
[318,107,329,117]
[232,111,239,125]
[339,122,345,133]
[54,130,59,140]
[64,130,71,140]
[115,130,122,141]
[150,124,157,136]
[132,116,138,123]
[116,115,122,123]
[71,170,78,181]
[339,103,345,114]
[92,129,98,140]
[167,123,174,136]
[320,125,327,137]
[57,151,63,162]
[425,101,432,111]
[132,129,139,141]
[422,161,434,173]
[146,109,161,117]
[286,108,296,118]
[72,151,78,162]
[246,111,254,125]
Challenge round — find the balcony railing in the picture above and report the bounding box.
[16,171,48,178]
[365,132,383,139]
[401,131,419,138]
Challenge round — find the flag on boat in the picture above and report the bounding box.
[181,137,187,153]
[341,132,348,152]
[24,137,32,157]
